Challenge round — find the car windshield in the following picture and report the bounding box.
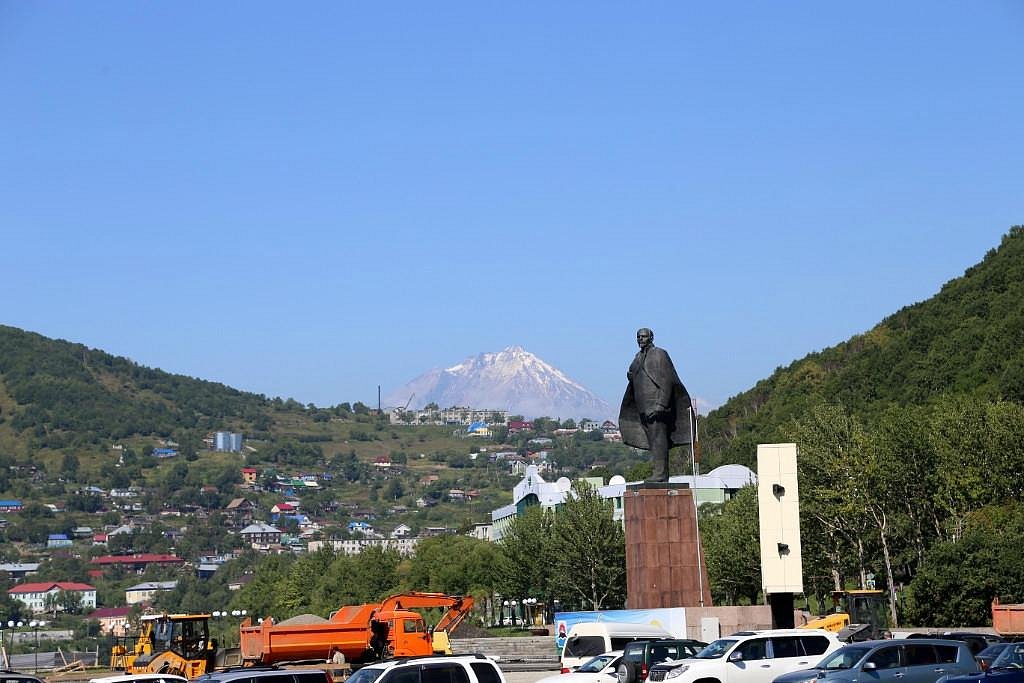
[990,644,1024,669]
[979,644,1009,659]
[623,643,647,661]
[820,646,873,670]
[346,668,385,683]
[696,639,737,659]
[566,636,608,658]
[579,654,617,672]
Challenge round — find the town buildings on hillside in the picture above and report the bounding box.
[389,406,509,426]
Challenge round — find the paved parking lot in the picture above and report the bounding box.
[505,670,559,683]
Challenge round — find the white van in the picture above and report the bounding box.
[561,622,672,672]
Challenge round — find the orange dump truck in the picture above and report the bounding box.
[992,598,1024,637]
[238,592,474,666]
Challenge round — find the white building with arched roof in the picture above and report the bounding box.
[490,463,756,541]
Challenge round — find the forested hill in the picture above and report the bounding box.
[0,325,275,450]
[701,226,1024,469]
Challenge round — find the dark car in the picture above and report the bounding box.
[0,672,45,683]
[946,643,1024,683]
[977,644,1013,672]
[616,639,706,683]
[774,639,978,683]
[192,666,332,683]
[907,632,1004,657]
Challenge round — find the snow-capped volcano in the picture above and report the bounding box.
[384,346,613,419]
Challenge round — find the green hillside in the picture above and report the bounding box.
[701,226,1024,469]
[0,325,275,448]
[0,325,639,536]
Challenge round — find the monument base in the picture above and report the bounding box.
[624,483,712,609]
[768,592,795,628]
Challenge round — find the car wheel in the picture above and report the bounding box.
[617,664,637,683]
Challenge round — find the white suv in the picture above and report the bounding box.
[646,629,844,683]
[346,655,507,683]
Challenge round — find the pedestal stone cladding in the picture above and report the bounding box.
[624,482,712,608]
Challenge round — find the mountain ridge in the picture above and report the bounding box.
[700,225,1024,470]
[384,345,614,419]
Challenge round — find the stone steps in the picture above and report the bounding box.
[451,636,560,667]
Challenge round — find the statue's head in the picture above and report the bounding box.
[636,328,654,349]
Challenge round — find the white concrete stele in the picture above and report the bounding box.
[757,443,804,594]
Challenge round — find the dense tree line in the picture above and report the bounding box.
[699,398,1024,626]
[203,483,626,627]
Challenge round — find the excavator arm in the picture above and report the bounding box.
[378,592,475,634]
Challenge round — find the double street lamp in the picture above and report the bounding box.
[29,619,46,673]
[212,610,248,647]
[1,620,25,668]
[522,598,538,628]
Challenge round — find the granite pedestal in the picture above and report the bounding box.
[624,482,712,608]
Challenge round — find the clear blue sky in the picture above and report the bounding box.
[2,2,1022,412]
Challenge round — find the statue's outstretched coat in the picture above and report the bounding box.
[619,345,694,449]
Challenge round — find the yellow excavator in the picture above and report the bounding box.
[111,613,220,678]
[802,590,890,642]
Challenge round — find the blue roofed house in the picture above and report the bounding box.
[347,521,373,535]
[151,448,178,458]
[0,500,23,513]
[47,533,73,549]
[466,421,491,437]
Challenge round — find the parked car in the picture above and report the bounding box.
[976,644,1013,672]
[773,638,978,683]
[561,622,673,672]
[646,629,843,683]
[193,666,332,683]
[617,639,707,683]
[945,642,1024,683]
[90,676,188,683]
[535,651,623,683]
[345,654,506,683]
[906,632,1004,657]
[0,671,45,683]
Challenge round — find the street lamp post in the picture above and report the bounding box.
[29,619,45,673]
[4,620,24,666]
[523,598,537,628]
[213,610,248,647]
[501,600,509,630]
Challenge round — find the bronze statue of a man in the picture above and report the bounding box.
[619,328,695,482]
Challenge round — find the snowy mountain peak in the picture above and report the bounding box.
[385,347,613,420]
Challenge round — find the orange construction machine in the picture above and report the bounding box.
[110,613,218,678]
[238,591,474,666]
[992,598,1024,638]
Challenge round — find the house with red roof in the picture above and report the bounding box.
[241,467,258,486]
[8,581,97,613]
[90,553,185,575]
